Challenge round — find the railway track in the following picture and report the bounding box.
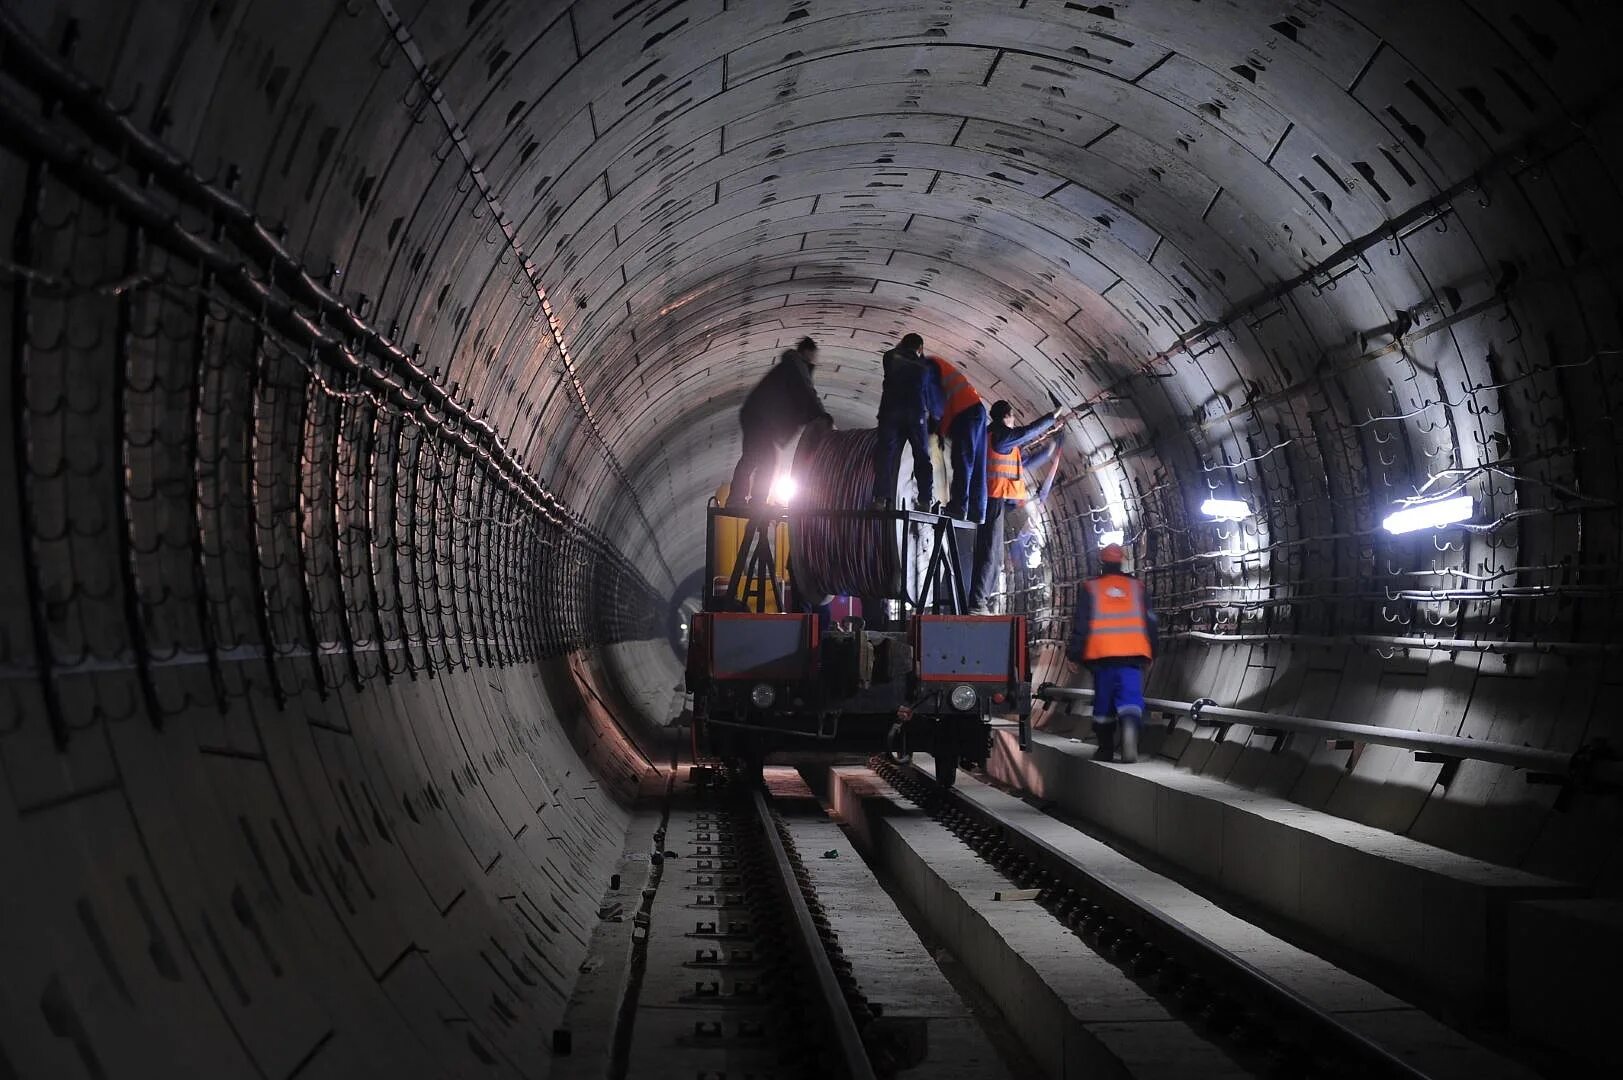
[607,770,885,1080]
[872,756,1429,1079]
[586,761,1533,1080]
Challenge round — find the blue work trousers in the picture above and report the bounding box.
[969,496,1008,610]
[873,409,933,507]
[944,404,988,522]
[1090,661,1145,719]
[1089,660,1146,762]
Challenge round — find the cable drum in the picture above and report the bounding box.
[789,423,937,603]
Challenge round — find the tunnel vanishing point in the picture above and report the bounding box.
[1,1,1621,1077]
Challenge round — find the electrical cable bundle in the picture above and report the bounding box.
[789,424,914,601]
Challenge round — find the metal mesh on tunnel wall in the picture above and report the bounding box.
[0,27,663,748]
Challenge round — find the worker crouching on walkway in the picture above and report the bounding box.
[873,333,941,509]
[927,353,988,522]
[1065,543,1158,763]
[728,339,831,508]
[969,399,1067,612]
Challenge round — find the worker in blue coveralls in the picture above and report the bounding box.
[1065,543,1158,763]
[969,399,1068,613]
[872,333,942,509]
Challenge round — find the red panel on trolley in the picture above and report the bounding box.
[707,613,818,680]
[912,614,1026,683]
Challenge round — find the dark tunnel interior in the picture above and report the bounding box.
[2,0,1622,1076]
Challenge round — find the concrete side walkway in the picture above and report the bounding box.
[552,810,665,1078]
[988,728,1580,1017]
[831,764,1252,1080]
[1505,898,1623,1070]
[779,791,1012,1079]
[937,756,1536,1080]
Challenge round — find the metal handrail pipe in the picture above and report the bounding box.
[1034,684,1621,786]
[1165,629,1623,656]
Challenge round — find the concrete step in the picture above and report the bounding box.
[987,728,1583,1022]
[777,787,1012,1079]
[1504,899,1623,1070]
[831,764,1259,1080]
[929,757,1536,1080]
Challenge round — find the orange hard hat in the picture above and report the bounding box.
[1100,543,1125,563]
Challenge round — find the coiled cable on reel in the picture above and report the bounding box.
[789,424,916,601]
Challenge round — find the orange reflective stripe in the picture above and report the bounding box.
[986,444,1026,499]
[1082,574,1152,660]
[931,355,981,432]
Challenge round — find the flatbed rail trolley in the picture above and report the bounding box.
[686,502,1033,785]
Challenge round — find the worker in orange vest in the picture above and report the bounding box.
[969,400,1068,612]
[925,354,987,521]
[1065,543,1158,763]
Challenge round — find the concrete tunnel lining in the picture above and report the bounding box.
[1,0,1621,1075]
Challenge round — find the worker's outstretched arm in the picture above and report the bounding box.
[989,413,1060,453]
[786,359,827,425]
[1023,440,1057,478]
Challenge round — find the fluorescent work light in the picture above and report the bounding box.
[1200,498,1250,521]
[1382,495,1472,535]
[1098,530,1124,548]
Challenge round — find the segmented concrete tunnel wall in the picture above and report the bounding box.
[2,0,1621,1076]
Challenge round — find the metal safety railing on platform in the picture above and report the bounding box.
[1035,684,1621,788]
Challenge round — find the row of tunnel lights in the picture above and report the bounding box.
[1191,494,1473,536]
[761,470,1469,544]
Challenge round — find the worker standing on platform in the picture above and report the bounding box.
[727,342,831,508]
[969,400,1067,612]
[927,353,988,522]
[1065,543,1157,763]
[873,333,941,509]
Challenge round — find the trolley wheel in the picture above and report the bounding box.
[934,741,958,788]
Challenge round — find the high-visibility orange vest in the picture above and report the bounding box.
[1082,573,1153,661]
[929,355,980,433]
[987,443,1027,500]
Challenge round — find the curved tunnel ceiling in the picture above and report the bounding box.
[2,1,1622,1075]
[14,0,1603,618]
[332,0,1614,642]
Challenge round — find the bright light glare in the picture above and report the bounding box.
[1201,498,1251,521]
[767,475,798,505]
[1383,495,1472,535]
[1098,530,1124,548]
[1104,487,1128,528]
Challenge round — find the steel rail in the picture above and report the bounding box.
[749,787,878,1080]
[1035,684,1621,786]
[891,759,1432,1080]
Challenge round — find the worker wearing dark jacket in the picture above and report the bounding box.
[969,399,1067,611]
[927,354,988,522]
[872,333,942,509]
[728,342,831,507]
[1065,543,1158,763]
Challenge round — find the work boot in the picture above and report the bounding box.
[1117,708,1141,764]
[1093,721,1117,763]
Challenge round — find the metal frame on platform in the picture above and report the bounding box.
[705,501,976,623]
